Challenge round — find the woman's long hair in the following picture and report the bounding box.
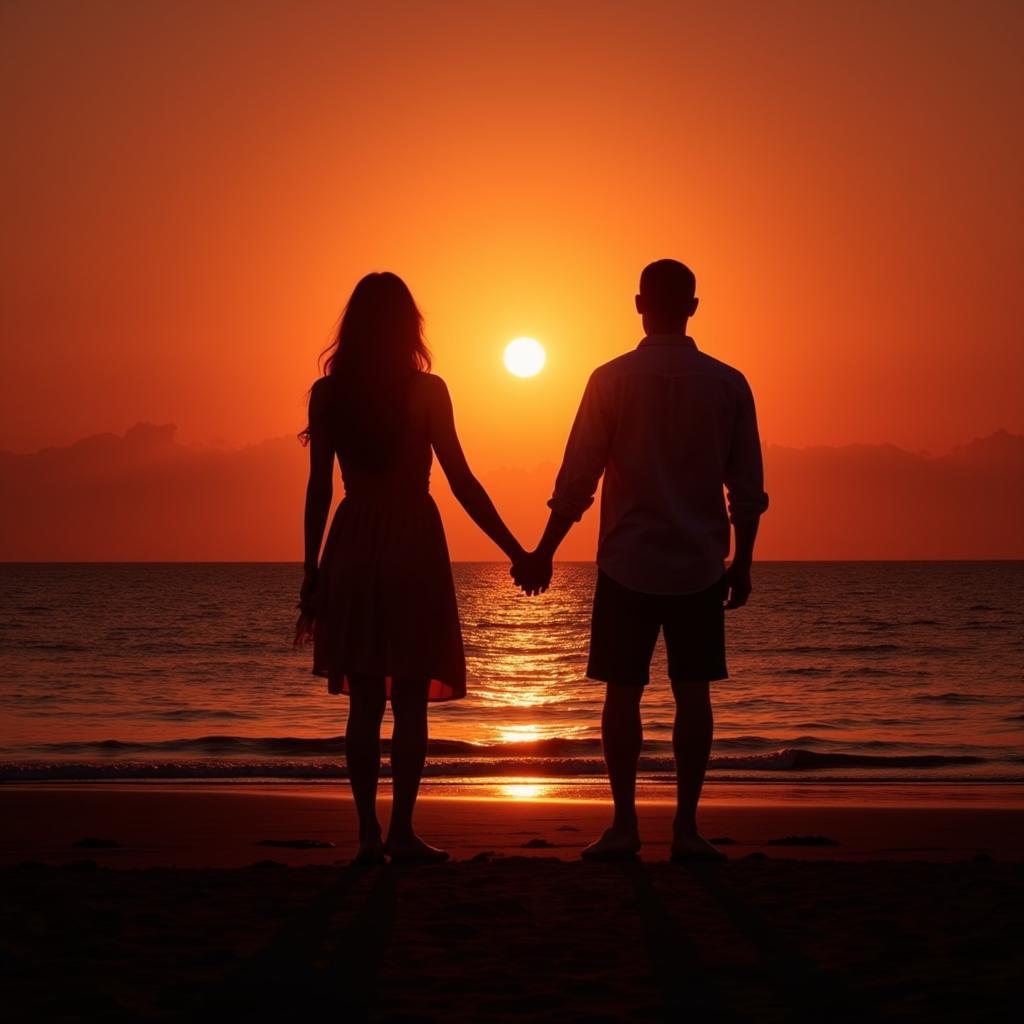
[299,272,431,470]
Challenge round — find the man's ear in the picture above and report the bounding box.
[689,296,699,317]
[635,293,644,315]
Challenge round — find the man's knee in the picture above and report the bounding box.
[670,679,711,706]
[604,682,644,709]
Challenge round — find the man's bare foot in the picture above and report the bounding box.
[581,825,642,861]
[670,833,727,863]
[385,832,450,864]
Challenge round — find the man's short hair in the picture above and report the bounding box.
[639,260,697,317]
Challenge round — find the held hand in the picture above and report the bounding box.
[724,562,752,609]
[510,550,553,596]
[511,556,549,596]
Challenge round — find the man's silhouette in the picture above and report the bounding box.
[514,260,768,861]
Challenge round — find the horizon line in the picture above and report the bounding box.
[3,559,1023,566]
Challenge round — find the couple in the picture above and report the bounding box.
[294,260,768,865]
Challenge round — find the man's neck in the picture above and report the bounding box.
[642,318,689,336]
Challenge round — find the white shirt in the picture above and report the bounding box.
[548,334,768,595]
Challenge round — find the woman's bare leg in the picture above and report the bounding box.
[386,677,448,861]
[346,674,387,862]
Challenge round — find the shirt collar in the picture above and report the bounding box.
[638,333,697,349]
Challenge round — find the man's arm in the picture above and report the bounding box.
[513,373,612,594]
[724,519,759,608]
[723,379,769,609]
[536,510,576,560]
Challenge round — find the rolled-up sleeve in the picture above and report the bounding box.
[548,373,613,522]
[724,380,769,525]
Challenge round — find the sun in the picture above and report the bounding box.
[503,337,545,378]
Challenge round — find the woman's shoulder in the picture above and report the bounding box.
[308,375,333,400]
[411,370,450,401]
[307,375,342,420]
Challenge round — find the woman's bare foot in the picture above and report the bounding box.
[581,825,642,861]
[352,828,386,866]
[670,833,727,863]
[385,832,450,864]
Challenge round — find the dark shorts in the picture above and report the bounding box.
[587,570,728,686]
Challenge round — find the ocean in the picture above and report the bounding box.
[1,562,1022,790]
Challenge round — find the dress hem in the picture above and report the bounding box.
[311,666,466,703]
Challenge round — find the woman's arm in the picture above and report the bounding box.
[301,379,334,594]
[427,376,525,563]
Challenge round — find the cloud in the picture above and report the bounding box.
[2,426,1022,560]
[0,425,305,560]
[761,431,1024,559]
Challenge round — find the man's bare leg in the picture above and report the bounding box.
[670,679,725,861]
[583,682,643,860]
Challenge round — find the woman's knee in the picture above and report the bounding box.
[348,675,387,722]
[391,676,429,719]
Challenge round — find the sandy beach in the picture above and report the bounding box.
[2,784,1022,1021]
[3,783,1024,867]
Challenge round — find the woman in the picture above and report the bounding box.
[294,272,525,864]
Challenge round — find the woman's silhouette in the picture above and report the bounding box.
[295,272,524,864]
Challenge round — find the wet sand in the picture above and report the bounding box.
[2,783,1023,867]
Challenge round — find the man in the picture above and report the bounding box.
[513,259,768,861]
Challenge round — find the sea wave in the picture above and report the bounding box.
[708,749,987,770]
[912,692,990,705]
[12,732,1003,763]
[0,747,1000,782]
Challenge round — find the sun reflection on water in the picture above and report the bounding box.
[496,723,551,744]
[499,780,554,800]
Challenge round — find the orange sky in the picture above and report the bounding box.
[2,0,1022,478]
